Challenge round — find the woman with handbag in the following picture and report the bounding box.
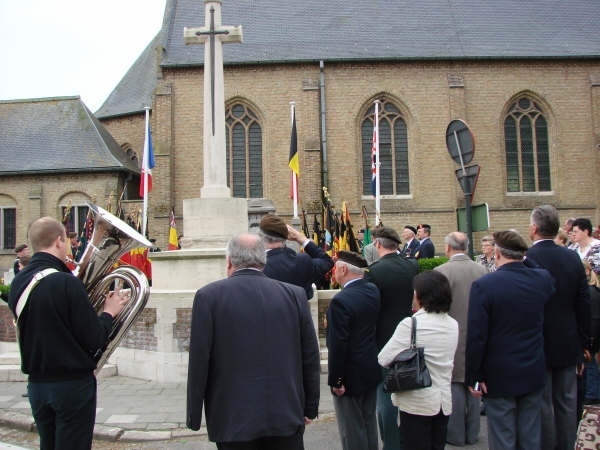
[378,270,458,450]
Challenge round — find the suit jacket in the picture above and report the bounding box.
[417,237,435,258]
[326,278,382,396]
[364,253,418,350]
[186,269,320,442]
[264,241,334,299]
[466,262,555,397]
[400,238,420,259]
[526,240,591,367]
[363,242,379,265]
[435,254,487,382]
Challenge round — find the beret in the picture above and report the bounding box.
[259,215,288,240]
[404,225,417,235]
[373,226,401,244]
[337,251,368,268]
[493,230,529,253]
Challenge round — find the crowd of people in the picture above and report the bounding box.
[5,204,600,449]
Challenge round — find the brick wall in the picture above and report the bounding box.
[120,308,158,351]
[128,58,600,252]
[173,308,192,352]
[0,305,15,342]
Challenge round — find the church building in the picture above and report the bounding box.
[2,0,600,262]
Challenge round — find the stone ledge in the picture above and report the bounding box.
[0,411,35,432]
[119,429,173,442]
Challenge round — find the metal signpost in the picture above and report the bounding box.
[445,119,480,257]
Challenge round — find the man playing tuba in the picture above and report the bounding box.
[8,216,128,450]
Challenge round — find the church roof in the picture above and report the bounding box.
[95,34,161,119]
[0,97,140,176]
[97,0,600,118]
[163,0,600,66]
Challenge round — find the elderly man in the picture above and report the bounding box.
[187,233,320,449]
[400,225,420,258]
[435,232,487,446]
[327,251,381,450]
[467,230,555,450]
[527,205,590,450]
[260,214,333,298]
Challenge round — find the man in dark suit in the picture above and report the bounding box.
[363,226,418,449]
[526,204,590,450]
[327,251,381,450]
[186,233,321,449]
[260,214,334,298]
[416,223,435,258]
[466,230,555,450]
[400,225,420,258]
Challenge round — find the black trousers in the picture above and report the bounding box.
[399,409,449,450]
[28,373,97,450]
[216,426,305,450]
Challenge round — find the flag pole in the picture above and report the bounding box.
[142,106,150,237]
[374,100,381,227]
[290,101,299,219]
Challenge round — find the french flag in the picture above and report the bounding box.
[139,111,155,197]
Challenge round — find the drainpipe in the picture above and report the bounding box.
[319,60,328,191]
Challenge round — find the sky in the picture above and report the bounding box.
[0,0,167,112]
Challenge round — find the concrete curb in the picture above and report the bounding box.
[0,410,209,442]
[0,410,336,442]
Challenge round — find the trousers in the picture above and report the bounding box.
[28,374,97,450]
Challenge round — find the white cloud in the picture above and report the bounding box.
[0,0,166,111]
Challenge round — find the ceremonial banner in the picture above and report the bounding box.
[168,209,178,250]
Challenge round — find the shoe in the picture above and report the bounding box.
[21,393,28,397]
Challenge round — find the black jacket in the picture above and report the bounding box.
[7,252,113,382]
[526,240,591,368]
[187,269,320,441]
[364,253,418,350]
[326,278,382,395]
[264,241,333,298]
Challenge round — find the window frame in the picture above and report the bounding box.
[225,102,263,198]
[504,96,552,194]
[361,99,411,199]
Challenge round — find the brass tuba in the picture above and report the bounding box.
[74,203,152,374]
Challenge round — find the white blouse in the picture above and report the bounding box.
[378,308,458,416]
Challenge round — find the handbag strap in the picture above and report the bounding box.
[410,316,417,349]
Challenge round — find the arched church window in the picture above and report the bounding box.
[226,103,263,198]
[0,196,16,250]
[504,97,551,192]
[361,100,410,196]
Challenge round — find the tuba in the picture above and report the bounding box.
[73,203,152,374]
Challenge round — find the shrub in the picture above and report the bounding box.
[417,257,449,272]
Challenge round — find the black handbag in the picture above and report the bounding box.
[382,316,432,393]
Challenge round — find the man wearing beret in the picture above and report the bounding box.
[526,205,590,450]
[327,251,381,450]
[363,226,418,449]
[400,225,420,259]
[416,224,435,258]
[260,214,334,299]
[466,230,555,450]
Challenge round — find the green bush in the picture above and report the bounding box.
[417,257,449,272]
[0,284,9,299]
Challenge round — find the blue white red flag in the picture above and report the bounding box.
[371,127,377,197]
[139,115,155,197]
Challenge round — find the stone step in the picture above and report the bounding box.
[0,353,117,381]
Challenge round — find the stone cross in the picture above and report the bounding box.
[184,0,242,198]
